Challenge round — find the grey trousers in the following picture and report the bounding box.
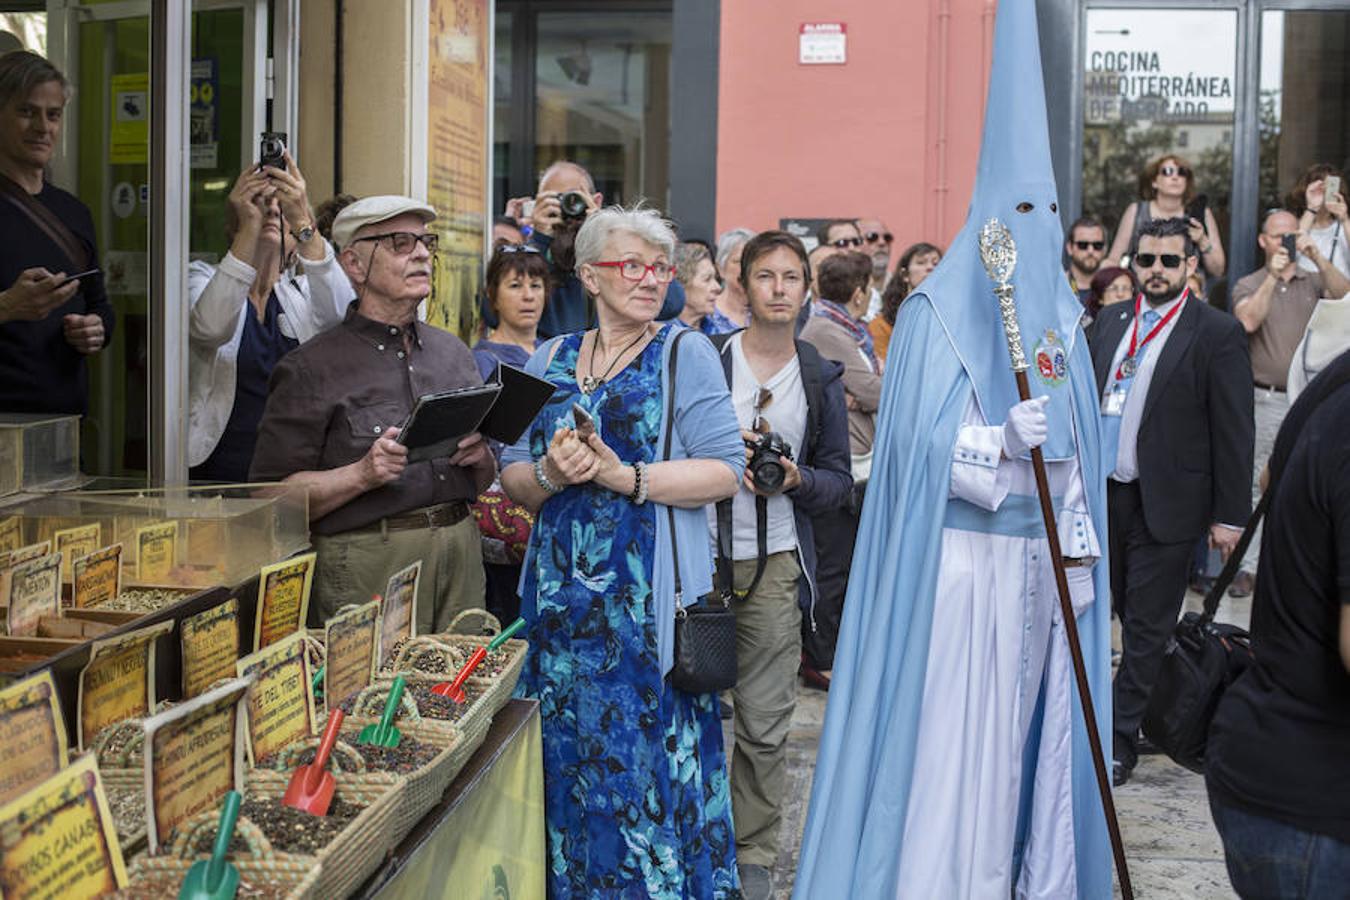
[729,550,803,867]
[310,514,485,634]
[1241,386,1288,572]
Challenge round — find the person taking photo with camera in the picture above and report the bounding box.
[187,148,354,482]
[503,160,685,337]
[706,230,852,900]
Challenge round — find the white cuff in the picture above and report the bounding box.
[950,424,1012,511]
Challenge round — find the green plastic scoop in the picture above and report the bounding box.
[178,790,241,900]
[357,675,405,748]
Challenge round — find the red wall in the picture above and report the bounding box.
[716,0,999,265]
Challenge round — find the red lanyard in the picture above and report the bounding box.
[1115,290,1187,380]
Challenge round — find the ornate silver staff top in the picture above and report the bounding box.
[978,218,1027,373]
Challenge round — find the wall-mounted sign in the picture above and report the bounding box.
[799,23,847,66]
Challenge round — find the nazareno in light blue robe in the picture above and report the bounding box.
[791,0,1114,896]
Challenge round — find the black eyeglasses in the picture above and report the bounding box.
[1159,164,1191,178]
[496,243,540,254]
[752,387,774,432]
[1074,240,1105,251]
[1134,253,1184,269]
[828,237,864,249]
[863,231,894,245]
[353,231,438,254]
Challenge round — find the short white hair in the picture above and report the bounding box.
[573,205,677,274]
[716,227,755,270]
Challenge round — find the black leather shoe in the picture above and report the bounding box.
[1112,758,1133,787]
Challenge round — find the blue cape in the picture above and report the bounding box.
[791,0,1114,895]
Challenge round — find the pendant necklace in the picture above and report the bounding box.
[583,327,649,393]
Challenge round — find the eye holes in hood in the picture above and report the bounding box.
[1016,202,1034,214]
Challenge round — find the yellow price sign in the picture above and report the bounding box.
[180,598,240,699]
[135,521,178,583]
[6,552,61,637]
[324,600,380,708]
[0,516,22,554]
[253,552,315,651]
[236,631,315,765]
[53,523,100,587]
[0,754,128,899]
[72,544,123,610]
[0,672,68,807]
[76,620,174,752]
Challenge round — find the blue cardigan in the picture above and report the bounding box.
[502,324,745,676]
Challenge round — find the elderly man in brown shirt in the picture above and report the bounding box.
[251,195,494,631]
[1229,208,1350,594]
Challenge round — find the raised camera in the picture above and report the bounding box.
[559,190,590,221]
[745,432,793,492]
[260,131,288,169]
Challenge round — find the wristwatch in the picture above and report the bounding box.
[290,221,316,243]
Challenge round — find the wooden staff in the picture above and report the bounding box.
[978,218,1133,900]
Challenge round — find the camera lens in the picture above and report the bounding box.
[752,460,786,492]
[560,191,589,219]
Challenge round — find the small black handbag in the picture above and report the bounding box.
[1141,502,1261,773]
[663,329,738,695]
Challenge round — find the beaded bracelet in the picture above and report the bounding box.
[629,460,649,505]
[534,457,563,495]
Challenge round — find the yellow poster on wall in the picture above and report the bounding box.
[425,0,490,337]
[110,72,150,165]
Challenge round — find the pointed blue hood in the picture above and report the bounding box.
[909,0,1084,459]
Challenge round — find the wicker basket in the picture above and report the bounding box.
[348,677,495,750]
[250,719,473,845]
[433,635,527,718]
[387,635,470,681]
[118,816,320,900]
[100,766,148,854]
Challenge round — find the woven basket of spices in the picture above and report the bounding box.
[100,766,148,854]
[432,634,527,719]
[384,635,470,683]
[252,718,470,844]
[117,816,319,900]
[345,675,496,752]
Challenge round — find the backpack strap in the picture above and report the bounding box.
[0,174,91,272]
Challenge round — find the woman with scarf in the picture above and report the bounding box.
[797,251,882,688]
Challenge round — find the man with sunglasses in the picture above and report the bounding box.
[856,217,894,315]
[706,230,852,899]
[1064,216,1108,308]
[1089,216,1254,787]
[251,195,495,632]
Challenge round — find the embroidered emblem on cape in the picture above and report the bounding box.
[1033,329,1068,387]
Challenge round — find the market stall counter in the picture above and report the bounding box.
[354,697,545,900]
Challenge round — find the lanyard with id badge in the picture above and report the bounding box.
[1103,292,1187,417]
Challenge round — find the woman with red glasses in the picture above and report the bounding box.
[1107,153,1226,280]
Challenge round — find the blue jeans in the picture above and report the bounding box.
[1208,791,1350,898]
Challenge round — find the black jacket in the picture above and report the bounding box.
[708,331,854,612]
[1089,299,1255,543]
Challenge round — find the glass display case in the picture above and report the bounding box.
[0,413,81,496]
[0,483,309,589]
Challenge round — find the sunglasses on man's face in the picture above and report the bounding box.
[1159,164,1191,179]
[1134,252,1184,270]
[828,236,864,249]
[1073,240,1105,251]
[863,231,894,245]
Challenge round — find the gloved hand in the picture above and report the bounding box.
[1001,395,1049,459]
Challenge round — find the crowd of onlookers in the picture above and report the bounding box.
[3,46,1347,899]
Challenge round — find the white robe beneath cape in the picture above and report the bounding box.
[892,396,1100,899]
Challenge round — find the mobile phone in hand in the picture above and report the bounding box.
[56,268,100,289]
[1281,233,1298,262]
[571,403,596,440]
[1325,175,1342,203]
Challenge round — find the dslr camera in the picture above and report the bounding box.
[745,432,794,493]
[559,190,590,221]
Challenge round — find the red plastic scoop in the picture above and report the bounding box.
[282,708,344,816]
[431,617,526,702]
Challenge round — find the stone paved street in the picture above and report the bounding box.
[731,588,1251,898]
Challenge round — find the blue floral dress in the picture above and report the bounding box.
[516,325,740,899]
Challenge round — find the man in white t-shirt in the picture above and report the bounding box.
[706,230,853,900]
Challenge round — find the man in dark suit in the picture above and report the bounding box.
[1089,216,1254,786]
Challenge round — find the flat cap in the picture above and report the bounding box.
[331,195,436,249]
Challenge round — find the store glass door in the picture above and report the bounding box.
[1256,8,1350,224]
[1081,7,1240,290]
[31,0,268,476]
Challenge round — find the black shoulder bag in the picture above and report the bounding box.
[1143,358,1350,772]
[666,329,738,694]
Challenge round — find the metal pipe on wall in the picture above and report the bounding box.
[931,0,952,238]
